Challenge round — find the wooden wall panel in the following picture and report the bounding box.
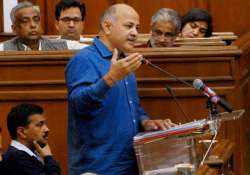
[45,0,60,35]
[209,0,250,36]
[0,0,3,33]
[83,0,112,34]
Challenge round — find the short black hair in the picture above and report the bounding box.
[55,0,86,21]
[7,103,44,139]
[181,8,213,37]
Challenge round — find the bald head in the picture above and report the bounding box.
[99,4,140,52]
[100,4,139,30]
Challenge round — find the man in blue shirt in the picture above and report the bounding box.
[65,4,175,175]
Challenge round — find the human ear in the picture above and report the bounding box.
[102,20,112,35]
[55,21,59,32]
[11,24,17,33]
[17,127,27,139]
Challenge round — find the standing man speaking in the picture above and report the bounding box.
[65,4,175,175]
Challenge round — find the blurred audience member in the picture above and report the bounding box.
[148,8,181,47]
[55,0,91,48]
[180,8,213,38]
[0,1,68,51]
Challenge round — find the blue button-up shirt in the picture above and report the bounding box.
[65,37,148,175]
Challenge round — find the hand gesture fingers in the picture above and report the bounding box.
[142,119,177,131]
[33,140,52,158]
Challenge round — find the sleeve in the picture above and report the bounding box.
[0,161,4,174]
[65,53,111,115]
[44,156,61,175]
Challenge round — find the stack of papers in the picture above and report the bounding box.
[134,119,207,143]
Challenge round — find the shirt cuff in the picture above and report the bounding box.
[140,115,149,122]
[90,78,111,99]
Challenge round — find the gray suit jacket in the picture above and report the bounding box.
[3,37,68,51]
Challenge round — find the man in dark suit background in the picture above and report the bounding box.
[3,103,61,175]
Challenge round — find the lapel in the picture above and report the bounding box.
[15,38,26,50]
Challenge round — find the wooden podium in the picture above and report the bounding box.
[133,110,244,175]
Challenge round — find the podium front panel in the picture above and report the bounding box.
[134,136,199,175]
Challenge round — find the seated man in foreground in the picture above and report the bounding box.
[0,1,75,51]
[3,103,61,175]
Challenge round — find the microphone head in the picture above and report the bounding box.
[193,79,204,90]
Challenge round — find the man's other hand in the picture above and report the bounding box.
[142,119,177,131]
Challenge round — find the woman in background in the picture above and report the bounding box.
[180,8,213,38]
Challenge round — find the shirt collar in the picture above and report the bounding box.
[22,41,42,51]
[11,140,36,157]
[93,37,112,59]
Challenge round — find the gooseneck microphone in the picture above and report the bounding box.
[142,58,233,113]
[165,85,192,122]
[193,79,233,112]
[141,58,193,122]
[142,58,193,88]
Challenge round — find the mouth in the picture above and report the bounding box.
[188,33,195,38]
[29,31,39,36]
[43,134,49,140]
[127,38,136,45]
[67,30,76,34]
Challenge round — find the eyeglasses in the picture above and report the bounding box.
[59,17,82,24]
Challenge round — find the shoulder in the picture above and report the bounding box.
[1,37,18,47]
[66,40,89,50]
[65,44,100,77]
[41,37,68,50]
[3,146,30,160]
[69,44,97,64]
[42,37,66,43]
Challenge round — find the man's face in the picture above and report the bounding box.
[12,7,42,41]
[24,114,49,148]
[55,7,84,41]
[181,21,208,38]
[150,20,177,47]
[106,8,140,52]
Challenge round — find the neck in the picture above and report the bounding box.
[15,138,36,152]
[99,33,114,52]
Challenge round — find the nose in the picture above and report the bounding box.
[30,20,37,28]
[159,36,166,42]
[192,28,200,36]
[44,124,50,132]
[131,27,138,36]
[69,20,75,27]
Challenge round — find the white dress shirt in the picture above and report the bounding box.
[11,140,43,162]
